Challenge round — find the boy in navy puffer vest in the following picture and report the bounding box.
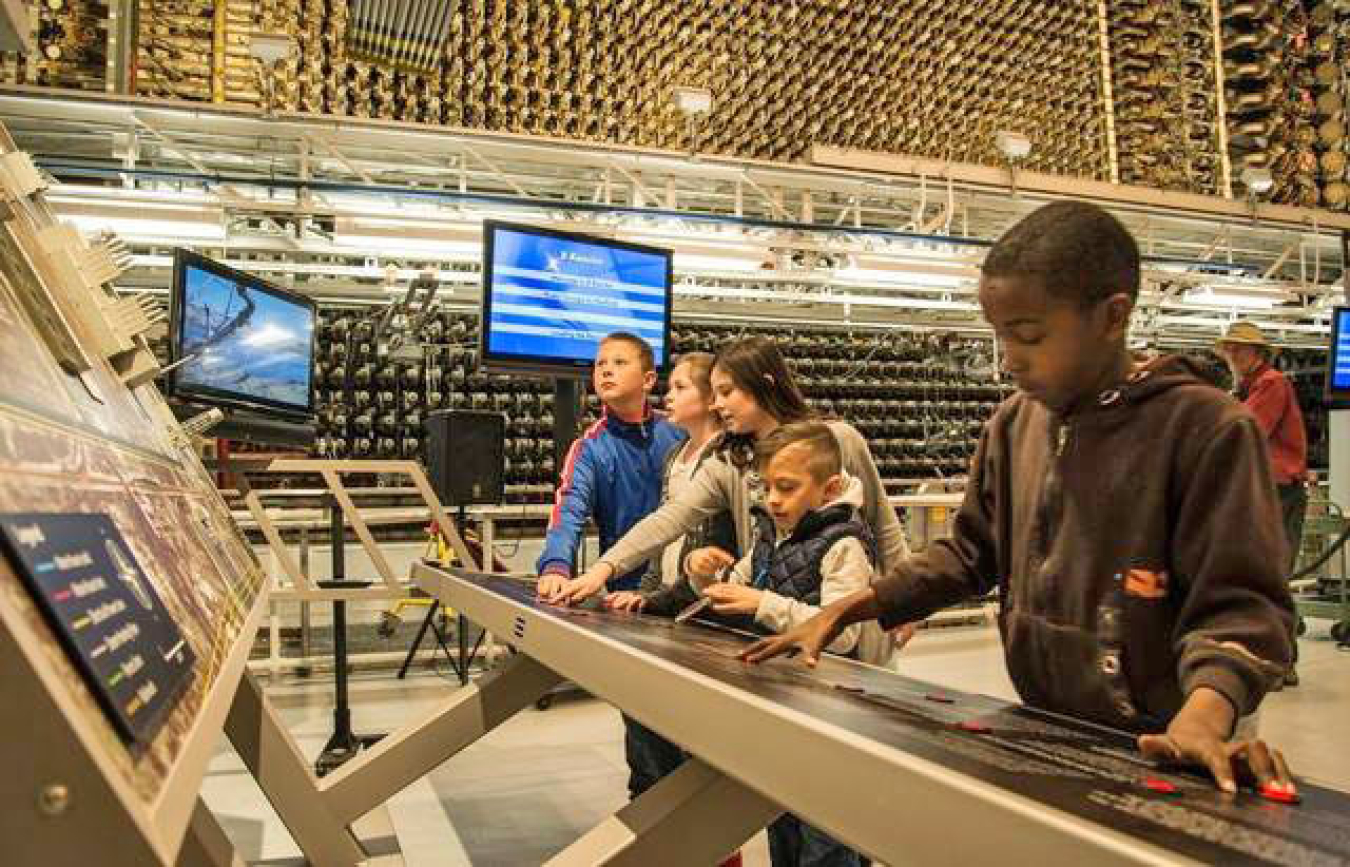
[693,421,877,867]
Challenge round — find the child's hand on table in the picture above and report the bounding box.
[1137,686,1296,797]
[605,591,648,613]
[703,583,762,616]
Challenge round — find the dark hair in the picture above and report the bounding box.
[711,337,815,468]
[982,200,1140,305]
[755,421,841,482]
[672,351,716,400]
[599,332,656,372]
[713,336,814,424]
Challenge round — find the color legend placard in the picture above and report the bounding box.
[0,513,196,747]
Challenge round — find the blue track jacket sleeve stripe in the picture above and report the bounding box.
[536,436,598,576]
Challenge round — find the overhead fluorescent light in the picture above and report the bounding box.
[1184,289,1276,310]
[1155,314,1329,336]
[60,210,227,242]
[672,253,766,273]
[674,283,978,312]
[833,265,972,289]
[1182,284,1286,310]
[332,217,482,258]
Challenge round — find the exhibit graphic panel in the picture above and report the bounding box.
[0,512,196,747]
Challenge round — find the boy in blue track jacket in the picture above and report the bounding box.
[536,333,686,594]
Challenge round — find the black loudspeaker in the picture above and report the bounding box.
[424,410,505,505]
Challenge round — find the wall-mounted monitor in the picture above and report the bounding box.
[167,249,317,422]
[479,221,673,376]
[1326,306,1350,409]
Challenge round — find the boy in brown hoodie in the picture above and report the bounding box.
[742,200,1298,798]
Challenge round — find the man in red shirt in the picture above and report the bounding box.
[1218,321,1307,685]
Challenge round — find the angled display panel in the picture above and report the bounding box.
[0,126,268,864]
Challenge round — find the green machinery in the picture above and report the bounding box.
[1292,493,1350,646]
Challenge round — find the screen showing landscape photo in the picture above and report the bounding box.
[176,265,314,413]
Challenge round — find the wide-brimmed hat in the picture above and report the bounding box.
[1216,321,1276,352]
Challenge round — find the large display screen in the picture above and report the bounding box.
[1326,306,1350,407]
[480,221,673,375]
[168,249,316,418]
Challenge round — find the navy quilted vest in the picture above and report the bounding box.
[749,503,877,605]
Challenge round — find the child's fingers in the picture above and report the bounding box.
[690,547,736,574]
[1235,740,1283,793]
[1137,733,1182,764]
[890,622,918,651]
[1271,748,1296,792]
[739,636,790,663]
[1202,746,1238,794]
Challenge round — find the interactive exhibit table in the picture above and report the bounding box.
[411,565,1350,867]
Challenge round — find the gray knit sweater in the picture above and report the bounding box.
[599,420,910,580]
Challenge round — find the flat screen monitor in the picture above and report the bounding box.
[1326,306,1350,408]
[167,249,316,420]
[479,221,673,376]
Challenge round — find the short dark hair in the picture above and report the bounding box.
[599,332,655,372]
[754,421,841,482]
[982,200,1140,305]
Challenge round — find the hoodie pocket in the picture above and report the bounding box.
[1001,608,1127,729]
[1117,576,1185,724]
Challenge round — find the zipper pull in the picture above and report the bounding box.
[1055,423,1069,457]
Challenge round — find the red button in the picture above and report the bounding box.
[1143,778,1179,795]
[957,721,991,733]
[1259,784,1301,805]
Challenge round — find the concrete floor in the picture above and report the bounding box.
[201,619,1350,865]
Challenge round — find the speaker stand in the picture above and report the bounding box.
[315,496,383,777]
[395,597,457,680]
[553,377,580,480]
[397,504,487,684]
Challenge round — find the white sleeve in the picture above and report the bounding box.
[753,537,872,655]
